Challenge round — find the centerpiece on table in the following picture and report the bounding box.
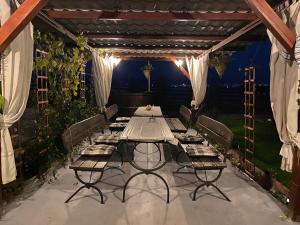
[146,104,152,111]
[142,61,154,92]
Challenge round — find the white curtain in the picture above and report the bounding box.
[186,54,209,109]
[92,52,115,112]
[0,0,33,184]
[268,1,300,172]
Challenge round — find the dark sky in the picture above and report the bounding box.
[86,40,272,89]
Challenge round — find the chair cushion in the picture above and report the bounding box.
[116,117,131,122]
[109,122,128,131]
[175,133,204,144]
[94,134,120,145]
[81,144,116,156]
[165,117,187,132]
[192,160,227,170]
[185,145,218,157]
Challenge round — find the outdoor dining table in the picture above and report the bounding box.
[120,107,178,203]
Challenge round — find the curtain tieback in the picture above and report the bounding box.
[285,140,300,166]
[0,115,12,129]
[100,106,107,113]
[279,49,292,63]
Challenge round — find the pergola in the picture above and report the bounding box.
[0,0,299,221]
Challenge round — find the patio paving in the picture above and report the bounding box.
[0,143,296,225]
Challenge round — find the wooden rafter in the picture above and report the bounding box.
[85,34,267,42]
[37,12,94,52]
[46,10,257,21]
[245,0,296,54]
[206,18,262,54]
[87,34,226,41]
[176,65,190,79]
[0,0,49,53]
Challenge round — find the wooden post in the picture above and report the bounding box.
[245,0,296,54]
[289,80,300,221]
[288,147,300,221]
[0,0,49,53]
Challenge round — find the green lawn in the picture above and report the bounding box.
[215,114,292,187]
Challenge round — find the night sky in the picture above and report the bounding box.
[86,40,272,90]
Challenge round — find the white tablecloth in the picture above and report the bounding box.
[120,116,177,145]
[134,106,163,117]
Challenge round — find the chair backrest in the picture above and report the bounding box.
[195,115,233,150]
[179,105,192,124]
[105,104,118,121]
[62,114,106,151]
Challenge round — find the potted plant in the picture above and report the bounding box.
[209,52,231,78]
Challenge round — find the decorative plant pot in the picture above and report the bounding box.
[143,69,151,92]
[214,63,228,78]
[143,69,151,80]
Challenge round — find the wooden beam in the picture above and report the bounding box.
[91,44,244,52]
[46,10,257,21]
[115,53,197,59]
[288,147,300,221]
[85,34,267,42]
[37,12,94,52]
[177,65,190,79]
[0,0,49,53]
[86,34,226,41]
[206,18,262,54]
[245,0,295,54]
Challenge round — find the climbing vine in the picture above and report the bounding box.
[28,31,97,179]
[34,31,90,98]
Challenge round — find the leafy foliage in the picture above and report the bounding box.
[29,31,97,179]
[34,31,90,99]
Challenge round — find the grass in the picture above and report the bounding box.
[215,114,292,187]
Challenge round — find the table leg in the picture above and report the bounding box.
[122,142,170,203]
[65,170,104,204]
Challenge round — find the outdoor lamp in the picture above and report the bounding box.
[110,56,121,66]
[175,59,183,67]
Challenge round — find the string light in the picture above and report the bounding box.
[110,56,121,65]
[175,59,183,67]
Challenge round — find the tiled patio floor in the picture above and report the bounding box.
[0,143,296,225]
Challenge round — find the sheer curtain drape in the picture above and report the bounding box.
[0,0,34,184]
[268,1,300,172]
[185,54,209,109]
[92,52,115,112]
